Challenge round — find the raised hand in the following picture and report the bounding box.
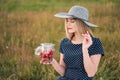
[82,31,92,49]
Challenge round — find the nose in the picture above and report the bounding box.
[67,22,71,26]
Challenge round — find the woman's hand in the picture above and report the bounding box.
[40,58,52,64]
[40,58,55,65]
[82,31,92,49]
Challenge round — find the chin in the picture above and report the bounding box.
[67,29,75,33]
[68,31,74,34]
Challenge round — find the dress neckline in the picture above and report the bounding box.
[68,38,82,45]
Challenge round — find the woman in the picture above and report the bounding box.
[42,5,104,80]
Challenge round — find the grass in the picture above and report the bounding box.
[0,0,120,80]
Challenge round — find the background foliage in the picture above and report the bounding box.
[0,0,120,80]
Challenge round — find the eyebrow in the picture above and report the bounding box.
[68,18,76,20]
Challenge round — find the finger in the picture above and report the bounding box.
[82,34,90,39]
[43,62,49,64]
[87,31,89,35]
[82,32,89,37]
[40,59,43,63]
[87,31,92,37]
[40,58,45,64]
[82,34,87,37]
[40,60,44,64]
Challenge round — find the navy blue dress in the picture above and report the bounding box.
[57,37,104,80]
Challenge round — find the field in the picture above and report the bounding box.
[0,0,120,80]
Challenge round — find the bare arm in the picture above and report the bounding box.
[51,53,66,76]
[82,48,101,77]
[82,32,102,77]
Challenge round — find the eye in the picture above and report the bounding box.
[66,18,76,23]
[70,19,75,23]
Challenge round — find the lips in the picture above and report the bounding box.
[67,28,72,30]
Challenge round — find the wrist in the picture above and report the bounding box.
[50,58,56,64]
[82,47,88,51]
[82,48,88,53]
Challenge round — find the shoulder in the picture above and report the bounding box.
[91,36,102,45]
[89,36,104,56]
[59,38,70,53]
[60,38,70,44]
[61,38,69,42]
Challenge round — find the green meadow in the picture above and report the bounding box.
[0,0,120,80]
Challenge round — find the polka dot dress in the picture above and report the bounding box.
[57,37,104,80]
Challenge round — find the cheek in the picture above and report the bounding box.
[72,24,77,30]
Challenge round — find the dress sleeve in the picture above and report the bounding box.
[59,38,65,54]
[88,38,104,56]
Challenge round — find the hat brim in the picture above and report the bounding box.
[84,21,98,27]
[54,12,98,27]
[54,12,73,18]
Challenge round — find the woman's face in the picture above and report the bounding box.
[66,18,77,33]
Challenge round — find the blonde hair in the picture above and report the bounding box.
[65,19,93,40]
